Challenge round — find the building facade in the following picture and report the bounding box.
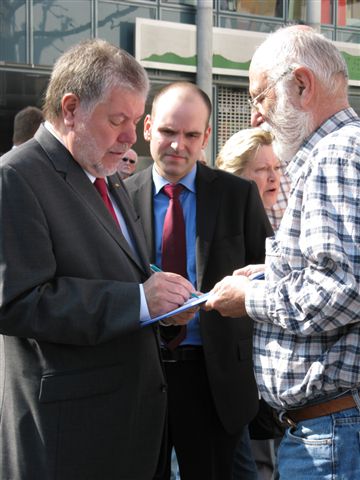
[0,0,359,160]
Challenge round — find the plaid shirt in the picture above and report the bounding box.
[266,171,291,231]
[246,108,360,410]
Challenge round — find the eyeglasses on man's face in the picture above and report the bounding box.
[248,65,296,112]
[122,157,136,164]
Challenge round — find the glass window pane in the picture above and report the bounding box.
[336,29,360,42]
[0,0,26,63]
[161,0,196,5]
[219,15,280,33]
[161,8,196,24]
[338,0,360,26]
[33,0,91,66]
[287,0,307,22]
[221,0,283,17]
[98,3,156,55]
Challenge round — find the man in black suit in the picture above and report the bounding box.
[0,40,195,480]
[125,82,273,479]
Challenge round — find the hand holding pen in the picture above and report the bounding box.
[150,264,200,299]
[143,266,198,322]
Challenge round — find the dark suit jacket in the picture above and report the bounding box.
[0,126,166,480]
[125,162,273,434]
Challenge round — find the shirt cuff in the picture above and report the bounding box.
[139,284,151,324]
[245,280,269,323]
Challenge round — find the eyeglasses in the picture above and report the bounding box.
[122,157,136,164]
[248,65,295,112]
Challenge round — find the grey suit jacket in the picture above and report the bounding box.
[125,162,273,434]
[0,126,166,480]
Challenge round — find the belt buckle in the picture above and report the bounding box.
[279,411,297,428]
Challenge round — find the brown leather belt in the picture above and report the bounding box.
[283,393,357,426]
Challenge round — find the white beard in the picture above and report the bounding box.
[266,87,315,165]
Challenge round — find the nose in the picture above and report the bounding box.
[170,135,185,152]
[251,109,265,128]
[118,124,137,148]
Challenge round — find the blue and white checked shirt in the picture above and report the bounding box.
[246,108,360,410]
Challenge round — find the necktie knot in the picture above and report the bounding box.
[94,178,108,199]
[163,183,184,200]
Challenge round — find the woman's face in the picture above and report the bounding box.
[242,144,281,209]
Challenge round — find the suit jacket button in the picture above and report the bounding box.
[161,384,168,393]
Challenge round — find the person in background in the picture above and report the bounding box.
[117,147,138,179]
[205,25,360,479]
[0,38,196,480]
[126,81,272,480]
[216,127,285,480]
[216,128,281,222]
[12,105,44,148]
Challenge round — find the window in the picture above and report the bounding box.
[217,85,251,153]
[221,0,283,17]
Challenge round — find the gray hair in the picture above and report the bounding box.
[251,26,348,94]
[43,38,149,122]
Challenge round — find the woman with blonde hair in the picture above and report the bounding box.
[216,128,282,217]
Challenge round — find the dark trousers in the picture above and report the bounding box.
[155,352,240,480]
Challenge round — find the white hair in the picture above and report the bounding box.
[251,26,348,94]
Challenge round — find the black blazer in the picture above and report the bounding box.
[125,162,273,434]
[0,126,166,480]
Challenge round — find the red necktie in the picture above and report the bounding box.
[94,178,120,227]
[161,183,187,350]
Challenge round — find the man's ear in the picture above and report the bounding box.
[143,114,152,141]
[202,125,212,149]
[62,93,80,127]
[293,66,314,108]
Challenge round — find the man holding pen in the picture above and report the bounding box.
[126,81,272,479]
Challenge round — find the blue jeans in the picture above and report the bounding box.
[278,391,360,479]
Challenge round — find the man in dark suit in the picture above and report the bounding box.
[0,40,195,480]
[125,82,273,480]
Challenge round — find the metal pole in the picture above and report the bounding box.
[196,2,213,164]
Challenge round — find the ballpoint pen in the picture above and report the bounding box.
[150,264,200,299]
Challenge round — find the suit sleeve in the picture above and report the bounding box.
[0,163,142,346]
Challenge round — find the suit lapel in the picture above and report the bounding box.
[126,167,155,261]
[108,175,150,273]
[195,163,222,291]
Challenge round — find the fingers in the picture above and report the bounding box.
[166,306,199,325]
[233,264,265,277]
[144,272,196,319]
[203,276,250,317]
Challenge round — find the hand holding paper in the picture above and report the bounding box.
[144,291,212,326]
[203,275,250,318]
[143,271,196,321]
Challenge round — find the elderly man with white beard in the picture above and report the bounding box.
[205,26,360,479]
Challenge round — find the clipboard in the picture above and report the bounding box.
[142,292,212,326]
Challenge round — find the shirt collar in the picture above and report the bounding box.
[152,162,197,195]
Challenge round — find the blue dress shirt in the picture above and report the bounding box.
[152,164,201,345]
